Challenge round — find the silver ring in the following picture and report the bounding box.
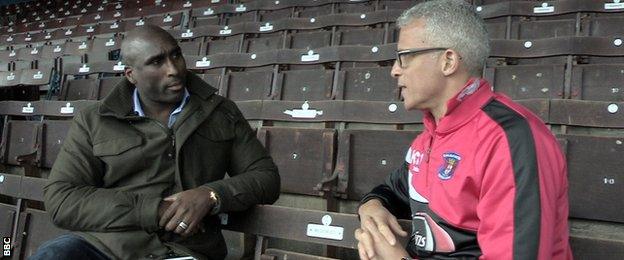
[178,221,188,230]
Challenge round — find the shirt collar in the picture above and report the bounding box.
[132,88,191,118]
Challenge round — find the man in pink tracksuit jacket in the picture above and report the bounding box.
[354,1,573,259]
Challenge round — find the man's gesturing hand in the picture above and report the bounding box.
[355,199,408,259]
[158,186,217,237]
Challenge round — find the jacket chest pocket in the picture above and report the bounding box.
[93,137,144,185]
[193,125,234,161]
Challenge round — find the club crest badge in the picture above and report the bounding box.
[438,152,461,180]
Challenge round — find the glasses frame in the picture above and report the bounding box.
[395,47,449,68]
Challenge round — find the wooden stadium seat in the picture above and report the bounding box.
[60,78,98,100]
[40,120,72,169]
[333,129,419,200]
[561,134,624,223]
[334,27,385,46]
[336,66,398,101]
[286,31,332,50]
[570,64,624,101]
[224,70,274,101]
[484,64,565,99]
[257,127,336,196]
[511,19,576,39]
[245,34,284,53]
[275,69,334,101]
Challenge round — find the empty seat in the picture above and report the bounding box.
[179,40,202,56]
[41,120,72,168]
[259,9,293,22]
[0,120,40,167]
[335,2,375,13]
[334,28,385,46]
[296,5,333,18]
[485,64,565,99]
[205,37,242,54]
[587,17,624,37]
[562,134,624,223]
[88,36,122,62]
[277,69,334,101]
[571,64,624,101]
[287,31,332,50]
[224,12,256,25]
[486,21,507,39]
[191,16,220,27]
[225,71,274,101]
[511,19,576,39]
[338,66,397,101]
[245,34,284,53]
[334,129,419,200]
[60,78,97,100]
[257,127,336,196]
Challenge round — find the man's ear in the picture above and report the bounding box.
[440,50,461,76]
[124,66,136,84]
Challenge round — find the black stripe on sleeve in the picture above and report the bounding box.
[482,100,541,260]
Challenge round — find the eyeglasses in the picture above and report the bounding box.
[395,47,449,68]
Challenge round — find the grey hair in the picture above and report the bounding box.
[397,0,489,76]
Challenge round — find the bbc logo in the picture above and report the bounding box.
[3,237,10,257]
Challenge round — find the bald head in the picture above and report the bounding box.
[121,24,178,67]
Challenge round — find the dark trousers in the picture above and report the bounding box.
[28,234,110,260]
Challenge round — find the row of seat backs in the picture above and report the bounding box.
[1,100,623,224]
[0,12,183,46]
[4,0,624,32]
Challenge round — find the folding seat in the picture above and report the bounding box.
[334,27,385,46]
[41,120,72,169]
[62,40,92,59]
[336,66,398,101]
[259,8,293,22]
[0,119,40,171]
[60,78,98,100]
[245,34,284,53]
[97,20,126,35]
[570,64,624,101]
[550,100,624,129]
[587,17,624,37]
[0,173,20,246]
[484,64,565,99]
[562,134,624,223]
[335,2,375,14]
[13,176,66,259]
[223,70,274,101]
[191,16,220,27]
[333,129,419,200]
[0,61,9,72]
[257,127,336,196]
[20,68,54,93]
[146,13,185,29]
[295,4,333,18]
[224,12,256,25]
[205,37,243,54]
[511,19,576,39]
[179,40,203,56]
[275,69,334,101]
[286,31,332,50]
[485,20,507,40]
[88,36,122,62]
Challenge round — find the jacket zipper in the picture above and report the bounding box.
[425,134,434,188]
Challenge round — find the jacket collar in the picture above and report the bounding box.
[98,72,218,119]
[423,78,495,134]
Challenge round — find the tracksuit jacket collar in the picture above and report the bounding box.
[423,78,495,134]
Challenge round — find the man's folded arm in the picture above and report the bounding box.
[202,102,280,214]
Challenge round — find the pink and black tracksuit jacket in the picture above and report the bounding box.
[362,79,573,259]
